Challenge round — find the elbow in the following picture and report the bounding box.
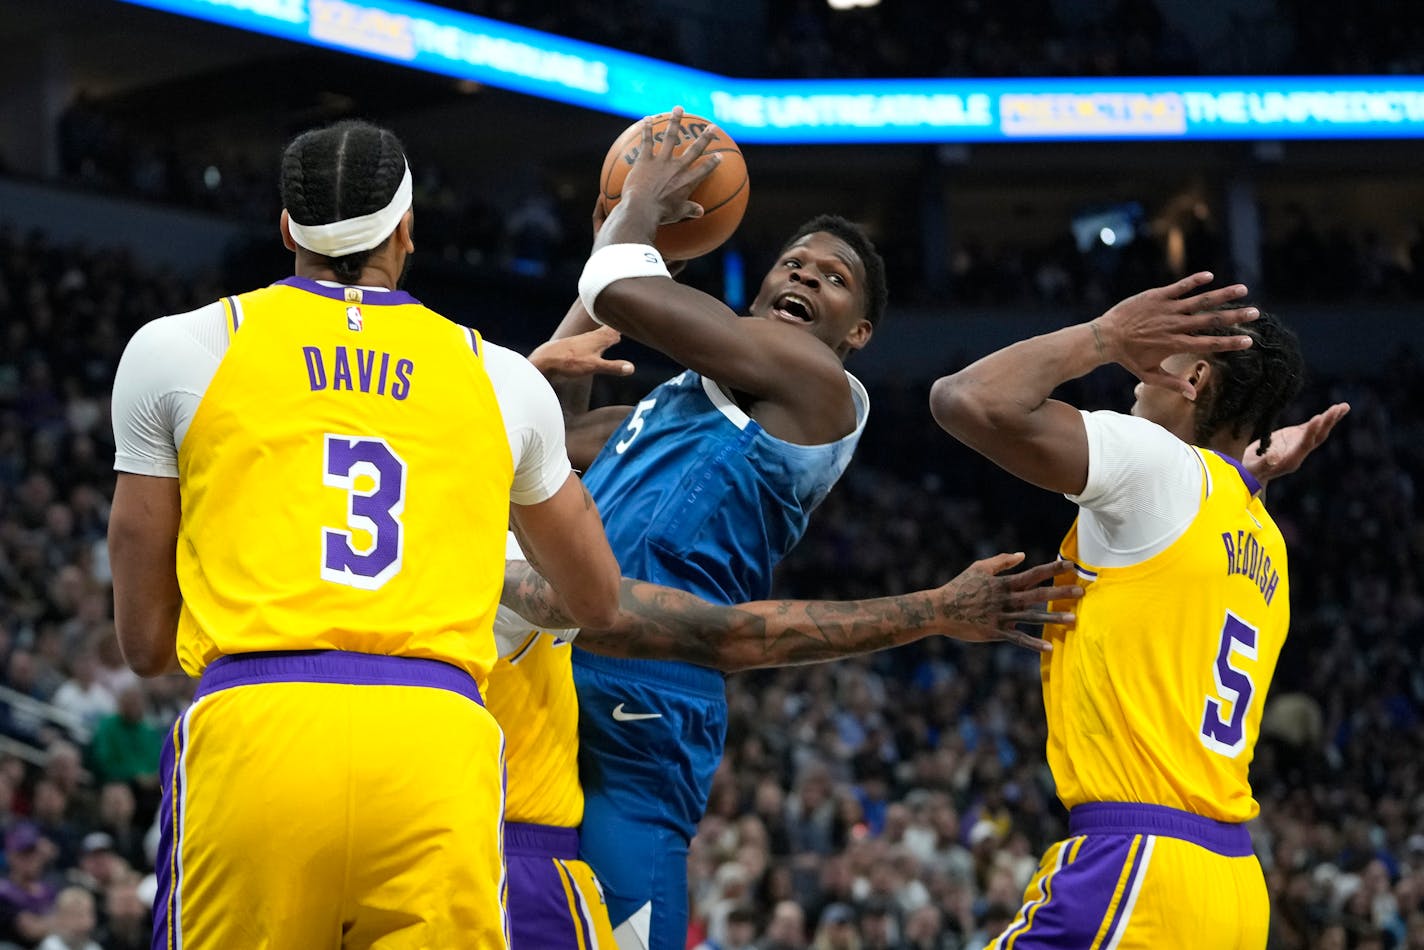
[114,622,176,678]
[929,372,1013,440]
[929,373,977,436]
[565,573,622,632]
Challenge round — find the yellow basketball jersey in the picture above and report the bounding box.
[1043,449,1289,822]
[487,630,584,828]
[174,280,514,683]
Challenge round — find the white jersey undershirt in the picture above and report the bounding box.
[1066,410,1209,568]
[111,292,572,506]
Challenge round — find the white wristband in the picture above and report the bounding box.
[577,243,670,324]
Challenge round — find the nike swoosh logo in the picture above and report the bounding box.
[612,703,663,722]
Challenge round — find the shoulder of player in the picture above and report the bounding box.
[124,300,227,351]
[478,340,546,392]
[737,320,856,403]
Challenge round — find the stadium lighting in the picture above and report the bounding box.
[827,0,882,8]
[1099,227,1117,246]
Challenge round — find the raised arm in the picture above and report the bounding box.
[502,554,1080,674]
[526,325,634,467]
[929,273,1257,494]
[577,109,851,422]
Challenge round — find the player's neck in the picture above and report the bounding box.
[294,251,404,291]
[1204,433,1251,461]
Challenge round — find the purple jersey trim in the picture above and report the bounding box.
[273,275,421,307]
[1069,802,1253,857]
[1211,451,1264,497]
[506,821,580,859]
[195,650,483,706]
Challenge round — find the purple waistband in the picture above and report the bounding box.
[1069,802,1253,858]
[196,650,483,706]
[505,822,580,859]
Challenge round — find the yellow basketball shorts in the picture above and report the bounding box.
[153,650,509,950]
[986,802,1268,950]
[504,822,616,949]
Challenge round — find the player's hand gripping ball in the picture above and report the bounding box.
[598,112,749,260]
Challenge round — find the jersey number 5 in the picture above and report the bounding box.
[1199,611,1258,758]
[615,398,657,454]
[322,434,407,590]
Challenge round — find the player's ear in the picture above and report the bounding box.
[1186,358,1213,401]
[843,318,873,353]
[396,209,415,254]
[279,209,297,252]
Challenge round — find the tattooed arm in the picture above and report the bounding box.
[501,553,1081,674]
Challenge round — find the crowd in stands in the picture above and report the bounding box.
[2,222,1423,949]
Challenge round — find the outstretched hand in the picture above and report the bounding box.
[1093,272,1259,398]
[620,107,722,227]
[527,326,634,381]
[932,554,1082,653]
[1244,402,1350,484]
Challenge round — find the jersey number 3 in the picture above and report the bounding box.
[1199,611,1258,758]
[322,434,407,590]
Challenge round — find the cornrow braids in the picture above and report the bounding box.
[1192,305,1305,456]
[782,214,889,329]
[280,120,409,283]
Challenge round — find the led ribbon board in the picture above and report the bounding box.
[120,0,1424,143]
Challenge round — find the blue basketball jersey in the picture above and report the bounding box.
[582,368,869,608]
[574,366,869,947]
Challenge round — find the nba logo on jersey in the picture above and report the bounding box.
[346,306,363,331]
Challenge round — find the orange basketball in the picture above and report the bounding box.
[598,112,749,260]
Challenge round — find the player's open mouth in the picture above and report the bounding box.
[771,292,814,324]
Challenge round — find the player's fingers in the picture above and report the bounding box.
[1313,403,1351,441]
[664,201,704,225]
[1004,558,1071,589]
[584,325,621,349]
[1004,609,1076,626]
[1009,583,1083,608]
[1161,271,1215,299]
[997,628,1053,653]
[1178,284,1251,315]
[1181,331,1254,354]
[637,116,657,161]
[594,358,635,376]
[1137,365,1196,399]
[661,107,686,160]
[679,122,719,164]
[973,552,1027,576]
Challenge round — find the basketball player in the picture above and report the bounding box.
[107,120,621,949]
[555,109,887,949]
[929,274,1348,948]
[493,338,1081,950]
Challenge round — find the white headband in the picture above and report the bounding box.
[287,160,413,258]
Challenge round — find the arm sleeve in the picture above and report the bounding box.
[483,343,574,506]
[1066,410,1204,562]
[111,305,227,477]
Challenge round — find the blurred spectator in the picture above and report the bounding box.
[0,822,58,947]
[761,900,807,950]
[35,886,99,950]
[86,686,161,792]
[811,901,859,950]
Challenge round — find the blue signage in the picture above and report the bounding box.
[119,0,1424,143]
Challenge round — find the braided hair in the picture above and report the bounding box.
[280,120,408,283]
[1192,305,1305,455]
[782,214,889,329]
